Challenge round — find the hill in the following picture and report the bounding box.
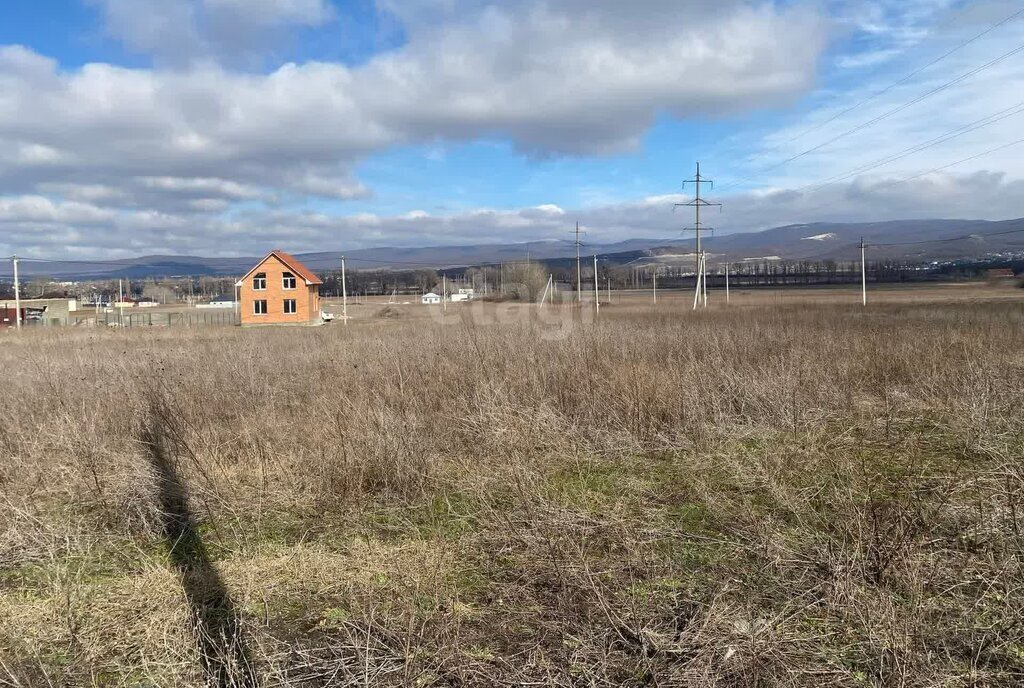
[4,218,1023,279]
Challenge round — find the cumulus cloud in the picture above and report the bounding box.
[89,0,204,63]
[6,1,1019,261]
[0,0,830,251]
[205,0,334,26]
[3,170,1023,259]
[283,172,372,200]
[366,0,825,155]
[88,0,335,64]
[138,176,265,200]
[0,195,117,225]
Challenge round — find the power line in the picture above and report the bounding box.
[893,136,1024,184]
[780,6,1024,149]
[720,38,1024,192]
[747,134,1024,230]
[868,224,1024,248]
[805,99,1024,191]
[707,6,1024,169]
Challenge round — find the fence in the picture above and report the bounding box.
[98,311,240,328]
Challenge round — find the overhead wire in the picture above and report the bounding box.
[805,100,1024,190]
[704,6,1024,170]
[779,6,1024,148]
[719,32,1024,192]
[867,224,1024,248]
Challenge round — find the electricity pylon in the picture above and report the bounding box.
[675,162,722,309]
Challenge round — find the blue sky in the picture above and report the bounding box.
[1,0,1023,258]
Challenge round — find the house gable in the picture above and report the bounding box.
[237,250,323,287]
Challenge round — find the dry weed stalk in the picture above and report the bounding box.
[0,296,1022,686]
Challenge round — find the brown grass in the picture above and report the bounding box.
[1,289,1023,686]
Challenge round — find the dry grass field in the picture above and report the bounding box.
[2,284,1023,686]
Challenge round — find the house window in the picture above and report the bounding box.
[282,272,296,290]
[253,300,268,315]
[253,272,267,290]
[283,299,297,314]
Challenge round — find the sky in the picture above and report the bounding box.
[1,0,1023,259]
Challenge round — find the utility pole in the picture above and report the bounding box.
[702,255,708,309]
[675,162,722,309]
[341,256,348,325]
[573,222,584,304]
[653,270,657,304]
[540,274,553,308]
[593,254,599,316]
[442,273,447,312]
[12,255,21,330]
[118,279,124,327]
[692,254,704,311]
[860,238,867,307]
[606,276,611,305]
[725,262,730,304]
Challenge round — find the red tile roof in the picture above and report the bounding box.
[240,250,323,285]
[270,250,323,285]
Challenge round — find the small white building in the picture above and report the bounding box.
[421,292,442,305]
[451,287,475,303]
[197,295,237,309]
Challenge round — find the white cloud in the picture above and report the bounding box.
[0,196,117,225]
[88,0,204,63]
[188,198,231,212]
[204,0,333,26]
[3,169,1023,259]
[139,176,265,200]
[4,1,1021,260]
[10,143,66,165]
[36,183,128,203]
[0,1,828,236]
[727,7,1024,196]
[88,0,335,64]
[283,172,372,200]
[836,49,902,70]
[363,0,825,155]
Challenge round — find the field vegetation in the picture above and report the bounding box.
[1,291,1023,686]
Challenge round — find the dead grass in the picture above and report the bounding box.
[1,291,1023,686]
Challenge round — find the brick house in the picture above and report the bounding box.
[237,250,323,326]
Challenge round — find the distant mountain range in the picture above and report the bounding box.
[1,238,669,279]
[4,218,1023,279]
[696,217,1024,264]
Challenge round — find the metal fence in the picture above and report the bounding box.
[97,311,240,328]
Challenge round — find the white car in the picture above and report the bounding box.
[320,310,335,322]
